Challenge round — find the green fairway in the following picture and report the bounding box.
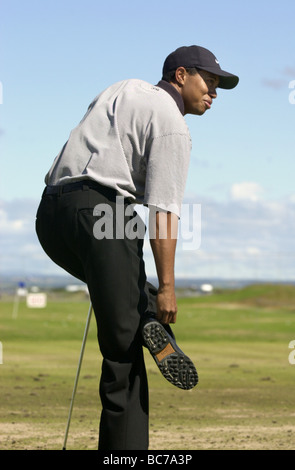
[0,285,295,450]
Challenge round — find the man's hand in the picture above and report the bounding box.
[149,209,178,324]
[156,284,177,324]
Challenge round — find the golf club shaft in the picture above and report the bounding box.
[62,302,93,450]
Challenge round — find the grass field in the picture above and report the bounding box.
[0,284,295,450]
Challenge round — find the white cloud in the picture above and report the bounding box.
[0,208,26,233]
[174,193,295,280]
[1,196,295,282]
[0,199,49,275]
[245,246,261,256]
[230,182,264,202]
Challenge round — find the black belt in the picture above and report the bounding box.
[44,180,131,203]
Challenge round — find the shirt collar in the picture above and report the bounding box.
[155,80,185,116]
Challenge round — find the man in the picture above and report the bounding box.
[36,45,239,450]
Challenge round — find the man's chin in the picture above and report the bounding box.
[189,108,206,116]
[184,103,207,115]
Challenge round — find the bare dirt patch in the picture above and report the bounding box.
[1,422,294,450]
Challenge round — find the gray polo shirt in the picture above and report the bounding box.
[45,79,191,217]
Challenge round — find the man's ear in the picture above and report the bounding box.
[174,67,187,86]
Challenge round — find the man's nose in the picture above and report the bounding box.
[210,87,217,99]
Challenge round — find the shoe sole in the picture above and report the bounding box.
[142,321,198,390]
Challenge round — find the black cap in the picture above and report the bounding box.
[162,45,239,90]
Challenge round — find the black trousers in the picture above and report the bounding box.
[35,182,156,450]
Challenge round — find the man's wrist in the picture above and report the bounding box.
[158,279,175,290]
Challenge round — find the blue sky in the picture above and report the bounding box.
[1,0,295,282]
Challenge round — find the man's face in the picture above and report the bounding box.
[178,69,219,115]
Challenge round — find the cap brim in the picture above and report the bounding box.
[197,65,239,89]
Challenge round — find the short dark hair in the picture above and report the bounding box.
[162,67,199,83]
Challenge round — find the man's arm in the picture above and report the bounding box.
[149,210,178,324]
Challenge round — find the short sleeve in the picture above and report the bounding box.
[143,132,192,218]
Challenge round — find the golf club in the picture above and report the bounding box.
[62,302,93,450]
